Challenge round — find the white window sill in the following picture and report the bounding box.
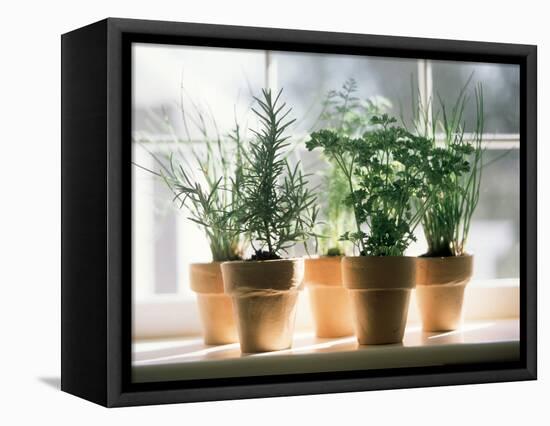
[132,319,519,383]
[133,278,520,340]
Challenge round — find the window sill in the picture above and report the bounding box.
[133,279,520,339]
[132,319,519,383]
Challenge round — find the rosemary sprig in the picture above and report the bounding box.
[230,89,318,260]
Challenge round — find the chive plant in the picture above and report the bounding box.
[412,82,485,257]
[134,99,246,262]
[231,89,318,260]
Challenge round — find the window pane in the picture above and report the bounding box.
[274,52,418,132]
[132,43,267,298]
[469,149,520,278]
[133,44,520,299]
[431,61,520,134]
[152,160,179,294]
[132,43,266,138]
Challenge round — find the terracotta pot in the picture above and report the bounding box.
[304,257,354,337]
[416,255,473,332]
[342,256,416,345]
[221,258,304,353]
[189,262,238,345]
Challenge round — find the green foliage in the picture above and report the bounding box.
[313,78,388,256]
[133,99,245,262]
[319,78,391,137]
[413,82,485,257]
[326,247,343,257]
[307,113,467,257]
[232,89,318,259]
[319,160,352,256]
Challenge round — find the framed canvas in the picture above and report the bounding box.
[61,17,537,407]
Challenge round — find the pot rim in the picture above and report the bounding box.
[221,257,304,265]
[190,261,221,267]
[416,253,473,286]
[343,255,417,259]
[189,262,224,294]
[342,255,416,290]
[304,256,342,264]
[417,253,473,260]
[304,256,343,287]
[221,257,305,293]
[191,260,243,266]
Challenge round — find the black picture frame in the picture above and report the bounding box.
[61,17,537,407]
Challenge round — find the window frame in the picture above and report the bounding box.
[132,53,520,313]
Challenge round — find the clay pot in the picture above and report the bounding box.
[416,255,473,332]
[221,259,304,353]
[304,257,354,338]
[342,256,416,345]
[189,262,238,345]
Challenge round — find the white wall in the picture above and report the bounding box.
[0,0,546,423]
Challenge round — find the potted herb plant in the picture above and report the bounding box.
[414,83,484,331]
[307,114,457,344]
[303,154,353,338]
[134,102,246,345]
[304,79,385,338]
[221,89,318,353]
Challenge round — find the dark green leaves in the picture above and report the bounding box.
[232,89,318,259]
[309,79,390,256]
[308,113,445,256]
[419,82,485,257]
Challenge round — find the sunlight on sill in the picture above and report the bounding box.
[136,341,241,364]
[133,319,518,368]
[250,335,357,357]
[427,322,495,340]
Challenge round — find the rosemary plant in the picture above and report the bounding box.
[231,89,318,260]
[307,113,465,257]
[134,100,246,262]
[415,83,485,257]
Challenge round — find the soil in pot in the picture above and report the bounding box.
[416,254,473,332]
[221,259,304,353]
[304,257,354,338]
[189,262,238,345]
[342,256,416,345]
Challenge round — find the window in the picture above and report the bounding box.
[132,44,520,338]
